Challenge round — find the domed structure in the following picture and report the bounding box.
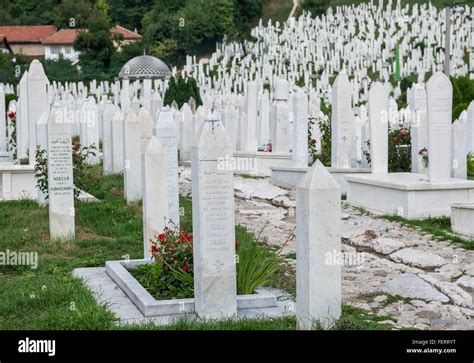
[118,55,172,80]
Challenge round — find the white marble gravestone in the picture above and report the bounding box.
[331,73,355,169]
[153,106,180,227]
[102,101,115,174]
[292,89,309,167]
[451,119,467,179]
[409,84,428,174]
[17,72,29,159]
[241,81,258,152]
[191,112,237,319]
[27,60,50,165]
[272,79,291,153]
[111,109,124,174]
[368,82,388,174]
[296,160,341,330]
[47,102,75,241]
[123,110,142,202]
[426,72,453,181]
[142,136,169,259]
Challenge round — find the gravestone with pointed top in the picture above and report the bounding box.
[368,82,388,174]
[102,101,115,174]
[331,73,355,169]
[111,109,124,174]
[123,110,142,202]
[27,60,50,165]
[153,106,180,227]
[426,72,453,181]
[47,102,75,241]
[451,119,467,179]
[292,89,309,167]
[272,79,291,153]
[191,112,237,319]
[296,160,341,330]
[142,136,169,259]
[17,72,29,159]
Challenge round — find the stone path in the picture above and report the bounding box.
[179,167,474,330]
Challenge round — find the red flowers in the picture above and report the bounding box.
[7,111,15,119]
[151,225,194,273]
[311,138,317,145]
[400,129,408,136]
[392,136,399,143]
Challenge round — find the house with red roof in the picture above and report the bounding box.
[0,25,142,62]
[0,25,57,56]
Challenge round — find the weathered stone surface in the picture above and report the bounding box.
[419,274,472,307]
[372,237,405,255]
[379,273,450,303]
[456,275,474,292]
[234,178,288,200]
[389,248,446,269]
[416,309,442,320]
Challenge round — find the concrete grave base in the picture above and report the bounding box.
[73,262,293,326]
[451,203,474,238]
[0,163,37,201]
[271,166,370,194]
[347,172,474,219]
[233,151,292,176]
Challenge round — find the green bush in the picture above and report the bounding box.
[236,235,280,295]
[164,75,203,109]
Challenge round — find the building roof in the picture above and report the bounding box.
[42,29,86,45]
[111,25,142,41]
[118,55,172,80]
[0,25,56,43]
[41,26,142,46]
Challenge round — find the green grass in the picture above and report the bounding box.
[0,164,396,330]
[384,215,474,250]
[118,304,395,330]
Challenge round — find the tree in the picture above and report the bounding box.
[164,75,203,109]
[301,0,330,17]
[108,0,154,33]
[73,3,117,80]
[52,0,93,29]
[44,55,81,83]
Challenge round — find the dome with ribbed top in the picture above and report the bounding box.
[118,55,172,80]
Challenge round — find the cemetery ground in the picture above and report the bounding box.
[1,164,473,330]
[0,164,396,331]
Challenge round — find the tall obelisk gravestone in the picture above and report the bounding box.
[191,112,237,319]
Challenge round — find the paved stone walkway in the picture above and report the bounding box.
[179,167,474,330]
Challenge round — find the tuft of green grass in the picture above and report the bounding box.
[385,215,474,250]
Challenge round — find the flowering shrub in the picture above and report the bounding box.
[7,111,17,159]
[308,116,318,165]
[135,223,279,299]
[388,127,411,172]
[362,126,412,173]
[419,147,429,168]
[150,226,193,274]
